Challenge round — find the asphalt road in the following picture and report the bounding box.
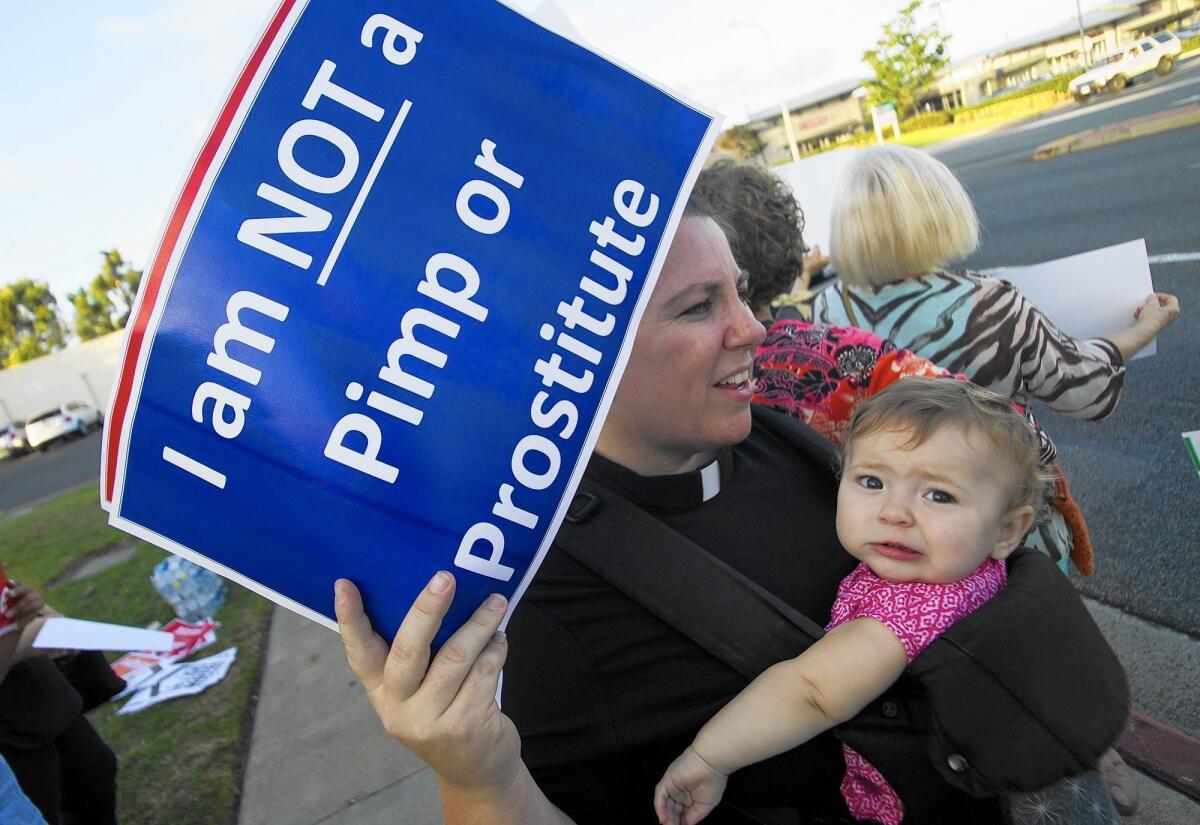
[932,63,1200,636]
[0,430,102,513]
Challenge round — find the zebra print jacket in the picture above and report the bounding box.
[810,270,1126,420]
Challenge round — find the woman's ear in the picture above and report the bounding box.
[991,505,1036,560]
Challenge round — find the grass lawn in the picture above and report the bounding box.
[1,483,272,825]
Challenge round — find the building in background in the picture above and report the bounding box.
[742,77,871,164]
[931,0,1199,107]
[733,0,1198,161]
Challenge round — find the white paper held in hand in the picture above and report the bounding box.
[986,239,1158,360]
[33,617,175,652]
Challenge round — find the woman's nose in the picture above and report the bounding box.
[725,301,766,351]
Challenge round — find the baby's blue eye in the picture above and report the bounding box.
[856,475,882,490]
[924,489,956,504]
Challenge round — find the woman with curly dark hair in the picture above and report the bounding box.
[694,159,827,319]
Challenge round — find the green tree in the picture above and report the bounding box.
[715,124,766,161]
[862,0,950,118]
[70,249,143,341]
[0,279,67,367]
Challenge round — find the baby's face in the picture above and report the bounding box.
[836,425,1029,584]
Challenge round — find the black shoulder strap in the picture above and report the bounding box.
[556,411,836,681]
[558,473,825,681]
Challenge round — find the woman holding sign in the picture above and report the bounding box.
[334,196,1127,824]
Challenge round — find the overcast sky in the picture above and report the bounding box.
[0,0,1108,311]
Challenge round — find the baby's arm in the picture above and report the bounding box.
[654,618,906,824]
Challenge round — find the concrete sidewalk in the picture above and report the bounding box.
[238,600,1200,825]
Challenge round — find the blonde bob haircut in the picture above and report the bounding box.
[830,144,979,288]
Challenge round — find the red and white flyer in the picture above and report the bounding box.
[110,618,219,693]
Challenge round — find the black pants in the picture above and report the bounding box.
[1,715,117,825]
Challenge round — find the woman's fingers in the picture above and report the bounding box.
[382,570,462,699]
[335,573,507,710]
[417,592,508,711]
[4,582,46,624]
[334,578,391,693]
[449,628,509,715]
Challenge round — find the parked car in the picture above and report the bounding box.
[1069,32,1181,102]
[0,421,29,459]
[1173,24,1200,41]
[23,402,103,451]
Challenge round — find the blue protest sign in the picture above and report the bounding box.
[103,0,717,645]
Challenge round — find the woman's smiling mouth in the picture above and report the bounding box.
[713,367,755,399]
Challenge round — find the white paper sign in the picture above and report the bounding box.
[33,617,174,652]
[985,239,1156,359]
[772,148,859,255]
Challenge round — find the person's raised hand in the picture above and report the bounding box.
[1132,292,1180,332]
[653,746,728,825]
[334,572,521,796]
[795,244,830,291]
[3,581,47,626]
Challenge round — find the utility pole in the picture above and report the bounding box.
[731,21,801,163]
[80,373,102,410]
[1076,0,1092,69]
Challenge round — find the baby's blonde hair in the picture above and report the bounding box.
[831,145,979,288]
[842,377,1056,522]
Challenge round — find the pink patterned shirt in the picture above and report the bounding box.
[826,558,1008,824]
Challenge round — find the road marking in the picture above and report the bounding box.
[1172,94,1200,106]
[2,507,34,522]
[1148,252,1200,264]
[989,253,1200,272]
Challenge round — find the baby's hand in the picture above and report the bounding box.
[653,746,728,825]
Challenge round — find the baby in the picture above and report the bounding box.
[654,376,1053,825]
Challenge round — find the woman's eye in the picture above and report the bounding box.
[682,300,712,316]
[856,475,882,490]
[924,489,956,504]
[738,291,753,308]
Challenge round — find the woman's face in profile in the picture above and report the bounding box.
[600,216,765,474]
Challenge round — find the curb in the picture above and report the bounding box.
[1119,712,1200,803]
[1033,103,1200,159]
[0,477,96,521]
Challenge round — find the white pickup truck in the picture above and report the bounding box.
[1069,32,1182,102]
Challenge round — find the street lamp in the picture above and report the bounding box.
[1075,0,1092,69]
[730,20,801,163]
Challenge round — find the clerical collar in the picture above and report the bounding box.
[585,447,734,512]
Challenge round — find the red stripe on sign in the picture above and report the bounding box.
[104,0,299,504]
